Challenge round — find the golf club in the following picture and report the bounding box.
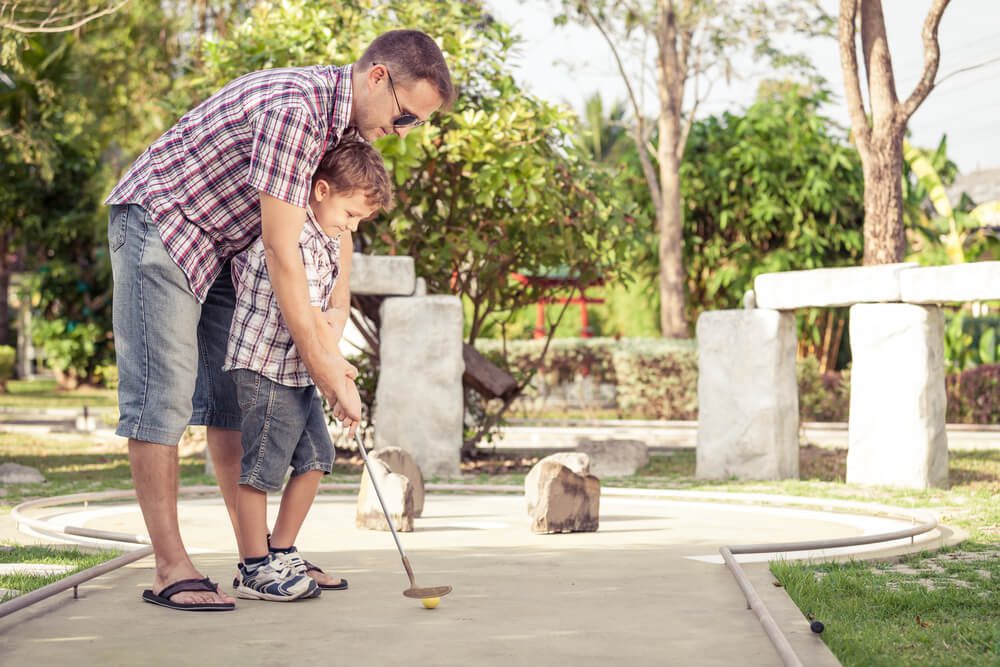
[353,429,452,600]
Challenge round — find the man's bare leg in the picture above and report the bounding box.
[206,427,244,558]
[129,439,234,605]
[271,470,343,587]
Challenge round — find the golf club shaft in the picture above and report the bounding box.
[354,430,410,563]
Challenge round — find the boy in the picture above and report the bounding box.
[224,141,393,601]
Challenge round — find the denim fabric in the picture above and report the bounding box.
[230,368,335,492]
[108,204,240,445]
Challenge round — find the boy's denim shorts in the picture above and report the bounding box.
[230,368,335,492]
[108,204,241,445]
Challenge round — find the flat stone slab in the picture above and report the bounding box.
[0,463,45,484]
[348,254,415,296]
[753,263,916,310]
[899,261,1000,303]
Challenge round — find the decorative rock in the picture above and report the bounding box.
[0,463,45,485]
[349,254,416,296]
[524,452,591,514]
[356,458,414,532]
[847,304,948,488]
[898,261,1000,304]
[374,296,464,478]
[754,263,916,310]
[370,447,425,518]
[696,310,799,480]
[525,454,600,534]
[576,439,649,477]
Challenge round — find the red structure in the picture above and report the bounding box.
[510,271,605,339]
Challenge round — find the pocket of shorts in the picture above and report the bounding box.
[109,206,128,252]
[235,370,263,411]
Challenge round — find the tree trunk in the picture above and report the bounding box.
[0,232,10,346]
[658,154,687,338]
[860,132,906,264]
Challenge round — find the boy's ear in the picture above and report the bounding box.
[314,178,330,201]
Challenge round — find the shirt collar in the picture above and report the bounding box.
[331,63,354,134]
[304,205,341,249]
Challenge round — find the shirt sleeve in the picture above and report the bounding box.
[246,105,322,207]
[301,242,330,308]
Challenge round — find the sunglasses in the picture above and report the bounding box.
[375,63,425,129]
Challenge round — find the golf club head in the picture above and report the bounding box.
[403,585,452,599]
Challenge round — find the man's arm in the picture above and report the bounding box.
[258,191,360,421]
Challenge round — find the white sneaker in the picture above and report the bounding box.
[235,553,317,602]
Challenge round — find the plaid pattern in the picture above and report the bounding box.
[105,65,354,302]
[224,208,341,387]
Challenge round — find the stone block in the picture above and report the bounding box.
[576,439,649,477]
[371,446,425,518]
[349,254,415,296]
[898,262,1000,304]
[374,296,464,478]
[356,458,414,532]
[0,463,45,484]
[525,452,591,513]
[525,455,600,534]
[754,263,916,310]
[847,303,948,488]
[696,310,799,480]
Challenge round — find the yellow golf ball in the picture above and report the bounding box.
[421,596,440,609]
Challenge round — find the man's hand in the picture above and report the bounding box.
[331,377,362,437]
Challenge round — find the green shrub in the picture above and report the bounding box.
[946,364,1000,425]
[0,346,15,390]
[609,339,698,420]
[797,358,850,422]
[94,364,119,391]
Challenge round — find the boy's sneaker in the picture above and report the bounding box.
[268,546,321,598]
[235,553,318,602]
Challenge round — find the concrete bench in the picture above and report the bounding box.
[697,261,1000,489]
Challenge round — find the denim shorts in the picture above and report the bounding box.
[230,368,335,492]
[109,204,241,445]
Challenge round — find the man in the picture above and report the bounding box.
[106,29,454,611]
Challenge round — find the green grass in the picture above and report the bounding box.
[0,379,117,409]
[0,544,121,602]
[771,546,1000,666]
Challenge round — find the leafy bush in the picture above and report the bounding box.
[94,364,119,391]
[610,340,698,420]
[32,319,109,388]
[797,357,850,422]
[946,364,1000,425]
[0,345,15,390]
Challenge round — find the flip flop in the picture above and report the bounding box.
[302,560,348,591]
[142,577,236,611]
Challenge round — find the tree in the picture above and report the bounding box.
[838,0,951,264]
[195,0,645,448]
[556,0,831,337]
[680,86,865,370]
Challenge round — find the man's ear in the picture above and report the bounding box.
[367,63,387,91]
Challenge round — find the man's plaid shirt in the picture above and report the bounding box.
[224,207,341,387]
[105,64,354,303]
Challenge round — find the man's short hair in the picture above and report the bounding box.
[313,141,394,211]
[358,29,456,109]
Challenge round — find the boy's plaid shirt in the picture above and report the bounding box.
[223,207,341,387]
[105,64,354,303]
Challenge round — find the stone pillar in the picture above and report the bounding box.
[374,295,463,477]
[847,304,947,488]
[696,309,799,480]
